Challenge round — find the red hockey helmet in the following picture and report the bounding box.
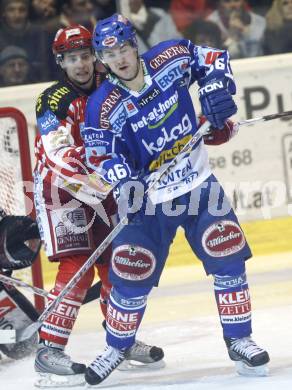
[52,25,92,63]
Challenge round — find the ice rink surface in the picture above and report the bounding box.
[1,251,291,390]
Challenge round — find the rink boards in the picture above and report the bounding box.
[40,215,292,285]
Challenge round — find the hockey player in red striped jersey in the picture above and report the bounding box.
[33,25,164,388]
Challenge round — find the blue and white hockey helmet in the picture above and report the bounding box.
[93,14,137,55]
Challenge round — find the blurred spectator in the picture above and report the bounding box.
[31,0,59,20]
[145,0,171,10]
[264,0,292,54]
[170,0,211,32]
[94,0,117,20]
[0,45,35,86]
[48,0,96,32]
[30,0,60,32]
[247,0,273,16]
[120,0,182,53]
[207,0,266,58]
[183,20,223,48]
[61,0,95,28]
[0,0,48,80]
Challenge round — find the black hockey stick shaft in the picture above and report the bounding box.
[0,273,101,304]
[238,110,292,126]
[0,274,48,297]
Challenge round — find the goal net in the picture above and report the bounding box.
[0,107,44,311]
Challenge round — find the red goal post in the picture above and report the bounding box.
[0,107,44,311]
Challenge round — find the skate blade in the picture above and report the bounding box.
[34,372,86,388]
[235,361,269,377]
[118,359,166,371]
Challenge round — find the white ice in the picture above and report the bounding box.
[1,253,292,390]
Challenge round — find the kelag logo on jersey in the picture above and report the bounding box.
[131,91,179,133]
[138,88,160,108]
[142,113,192,155]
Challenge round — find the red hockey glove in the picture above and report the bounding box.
[201,117,239,145]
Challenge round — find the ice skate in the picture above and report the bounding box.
[118,340,165,371]
[85,345,125,386]
[225,336,270,377]
[34,343,86,388]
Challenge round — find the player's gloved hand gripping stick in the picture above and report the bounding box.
[14,110,292,343]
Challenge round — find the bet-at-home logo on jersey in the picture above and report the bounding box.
[131,91,179,133]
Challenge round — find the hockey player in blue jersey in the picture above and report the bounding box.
[83,14,270,385]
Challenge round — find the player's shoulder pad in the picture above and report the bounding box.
[36,80,79,120]
[142,39,192,70]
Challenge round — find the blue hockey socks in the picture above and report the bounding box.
[213,260,252,338]
[106,285,152,349]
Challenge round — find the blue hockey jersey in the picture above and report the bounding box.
[84,39,235,203]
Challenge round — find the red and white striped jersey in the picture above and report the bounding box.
[35,74,111,203]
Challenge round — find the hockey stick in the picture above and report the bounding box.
[15,109,292,343]
[0,274,48,298]
[238,110,292,126]
[0,276,102,344]
[0,274,102,304]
